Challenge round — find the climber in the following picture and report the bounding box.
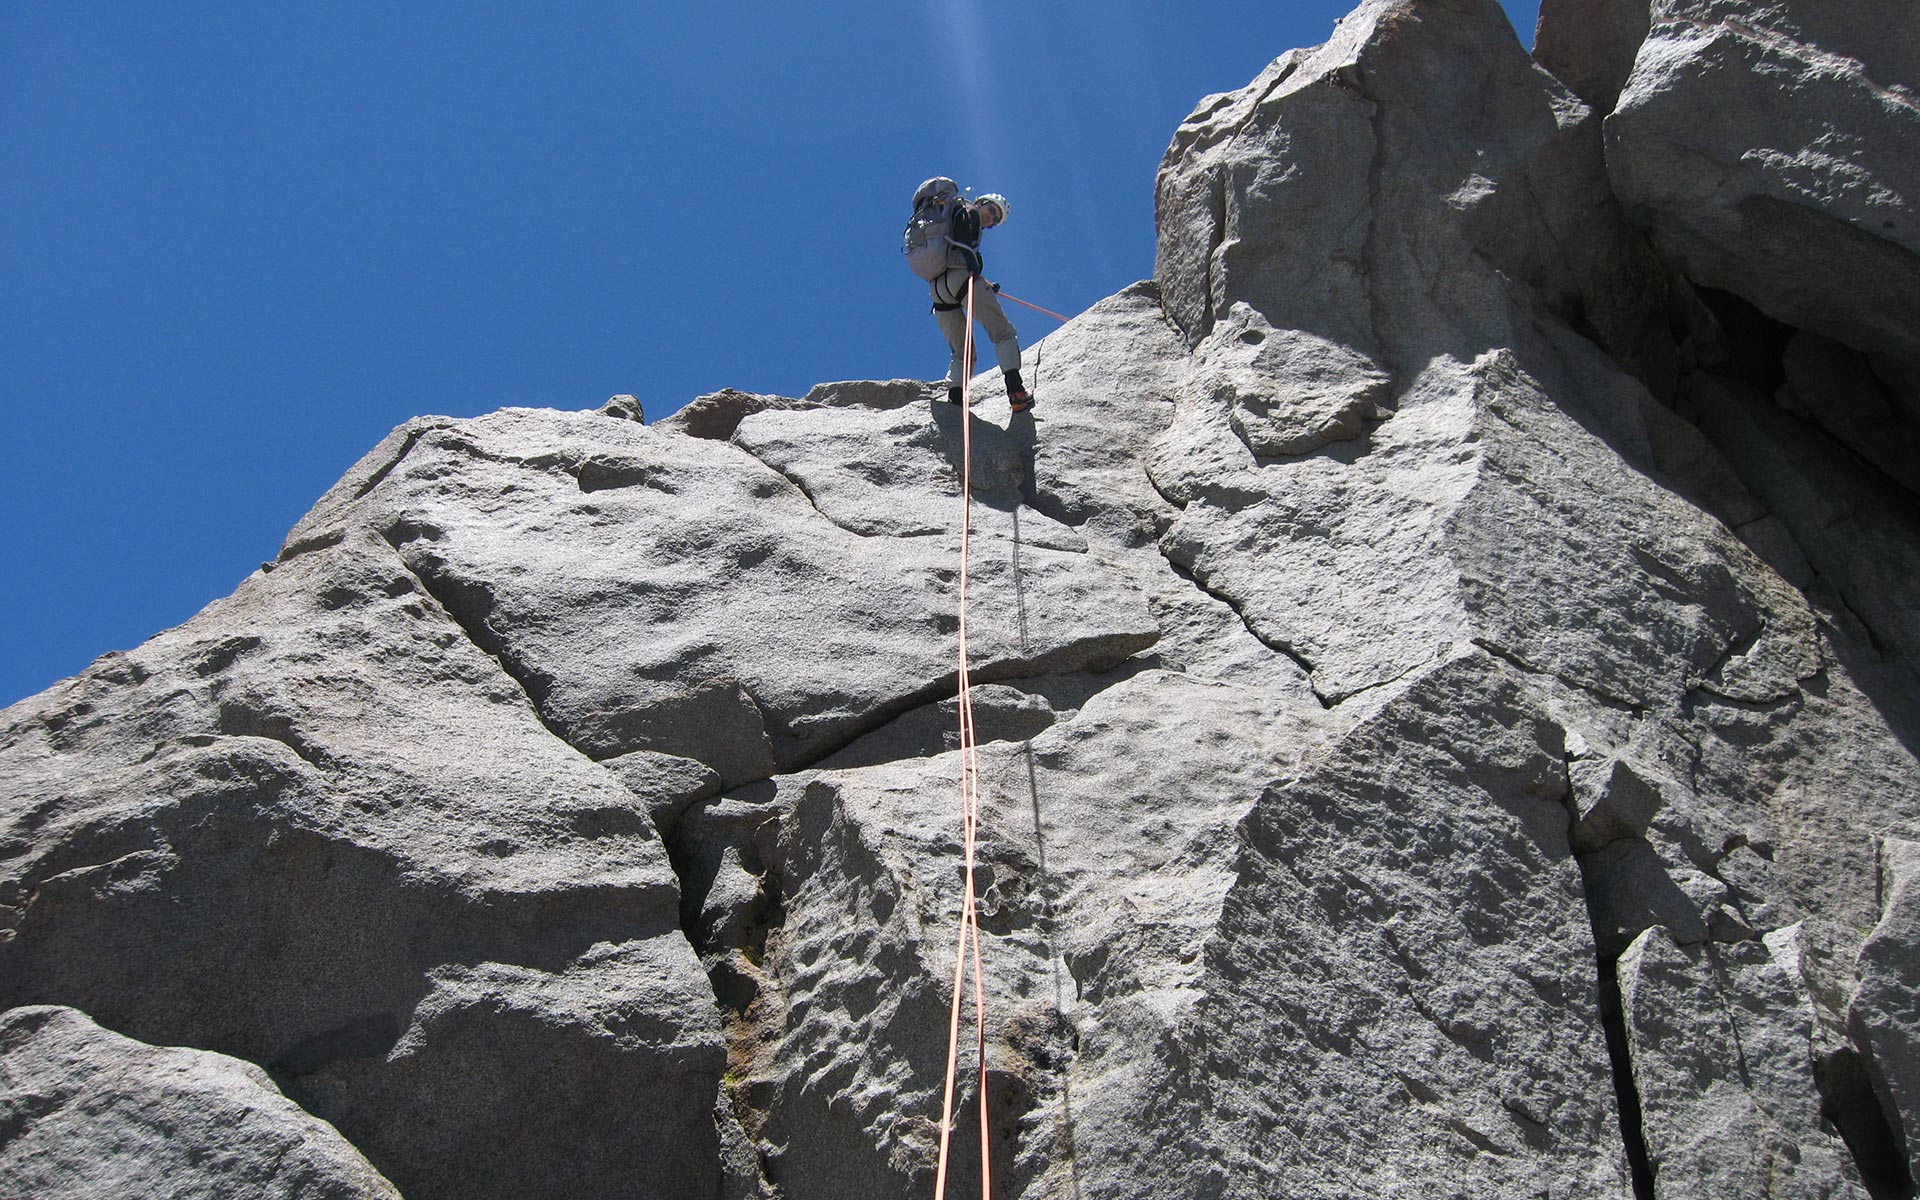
[922,188,1033,413]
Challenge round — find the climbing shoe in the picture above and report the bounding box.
[1008,389,1035,413]
[943,386,964,404]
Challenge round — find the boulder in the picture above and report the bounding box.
[599,393,645,423]
[0,1005,401,1200]
[1534,0,1651,110]
[656,380,943,441]
[1569,754,1666,853]
[0,528,727,1200]
[652,387,809,441]
[1155,0,1655,372]
[1602,0,1920,360]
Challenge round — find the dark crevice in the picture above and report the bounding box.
[1877,837,1888,915]
[1522,176,1577,297]
[1319,660,1425,708]
[1815,1046,1917,1199]
[377,527,577,758]
[1245,418,1386,469]
[1201,168,1226,338]
[1159,556,1330,708]
[776,676,975,773]
[1472,637,1647,716]
[268,1012,403,1080]
[352,425,436,501]
[727,440,860,538]
[1573,254,1917,687]
[774,652,1153,779]
[1243,58,1301,124]
[664,799,787,1018]
[1560,768,1658,1198]
[1348,61,1395,374]
[1686,677,1797,709]
[571,458,673,495]
[1679,676,1808,721]
[1668,283,1920,685]
[815,682,1060,773]
[1627,544,1710,606]
[1448,1116,1512,1157]
[1817,576,1893,659]
[273,529,346,567]
[1701,944,1758,1091]
[211,708,333,773]
[661,787,788,1198]
[418,430,576,477]
[1595,951,1658,1199]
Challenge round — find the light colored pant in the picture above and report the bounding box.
[931,267,1022,385]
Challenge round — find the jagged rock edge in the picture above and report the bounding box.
[358,522,783,1195]
[726,439,854,539]
[1160,556,1331,708]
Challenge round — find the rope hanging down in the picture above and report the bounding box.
[932,280,1070,1199]
[934,276,994,1200]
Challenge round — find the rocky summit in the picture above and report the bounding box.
[4,0,1919,1196]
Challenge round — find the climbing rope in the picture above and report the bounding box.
[995,290,1070,323]
[931,281,1073,1199]
[934,276,994,1200]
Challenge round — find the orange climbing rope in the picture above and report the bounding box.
[994,289,1070,323]
[934,276,994,1200]
[930,280,1071,1198]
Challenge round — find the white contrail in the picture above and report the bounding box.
[921,0,1006,186]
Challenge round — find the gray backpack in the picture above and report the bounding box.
[902,177,961,281]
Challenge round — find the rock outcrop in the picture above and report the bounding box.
[0,1005,401,1199]
[3,0,1918,1197]
[1599,0,1920,363]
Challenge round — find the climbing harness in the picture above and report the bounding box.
[934,274,994,1200]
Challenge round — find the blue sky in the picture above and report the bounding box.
[0,1,1540,707]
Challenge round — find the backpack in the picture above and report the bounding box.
[902,177,961,281]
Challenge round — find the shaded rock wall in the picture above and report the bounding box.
[3,0,1918,1197]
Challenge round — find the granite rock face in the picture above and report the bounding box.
[1618,926,1864,1198]
[0,517,731,1200]
[1853,840,1920,1184]
[0,1005,401,1200]
[1550,0,1920,363]
[4,0,1920,1197]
